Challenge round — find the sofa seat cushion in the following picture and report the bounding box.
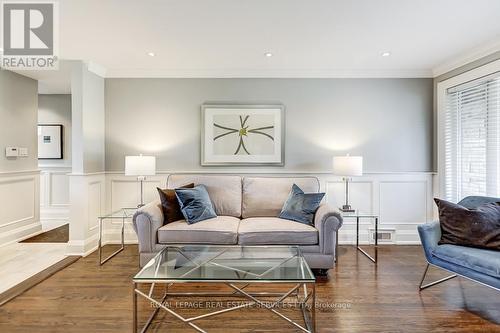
[432,244,500,279]
[158,216,239,244]
[238,217,318,245]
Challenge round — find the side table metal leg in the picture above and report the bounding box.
[374,217,378,263]
[98,217,103,265]
[356,216,359,248]
[356,216,377,263]
[311,283,316,332]
[99,216,126,265]
[133,282,137,333]
[121,216,125,251]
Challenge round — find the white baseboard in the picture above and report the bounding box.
[66,233,99,257]
[40,219,68,232]
[0,221,43,248]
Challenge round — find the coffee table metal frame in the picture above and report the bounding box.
[98,208,136,265]
[132,245,316,333]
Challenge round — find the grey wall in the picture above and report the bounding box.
[105,78,433,173]
[0,70,38,172]
[38,94,72,167]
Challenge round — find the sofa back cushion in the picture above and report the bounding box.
[242,177,320,218]
[167,174,242,217]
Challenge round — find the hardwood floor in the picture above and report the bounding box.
[0,245,498,333]
[0,256,80,307]
[20,224,69,243]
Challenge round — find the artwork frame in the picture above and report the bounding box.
[38,124,63,159]
[201,104,285,166]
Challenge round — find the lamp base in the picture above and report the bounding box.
[340,205,355,213]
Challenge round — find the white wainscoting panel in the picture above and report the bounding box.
[50,173,70,206]
[110,178,163,212]
[87,181,102,231]
[326,181,373,217]
[39,168,70,229]
[379,181,427,225]
[319,173,433,244]
[0,171,41,246]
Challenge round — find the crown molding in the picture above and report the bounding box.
[432,38,500,77]
[104,68,433,79]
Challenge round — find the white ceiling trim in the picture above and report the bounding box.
[104,68,433,79]
[432,38,500,77]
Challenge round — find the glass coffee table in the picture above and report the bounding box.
[133,245,316,332]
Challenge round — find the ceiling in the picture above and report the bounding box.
[15,0,500,83]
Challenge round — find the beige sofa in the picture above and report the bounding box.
[132,175,343,271]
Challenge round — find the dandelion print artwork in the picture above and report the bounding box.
[201,105,284,165]
[213,114,275,155]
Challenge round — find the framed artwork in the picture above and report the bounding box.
[201,104,285,166]
[38,124,63,159]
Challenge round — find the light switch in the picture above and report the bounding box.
[19,147,28,157]
[5,147,19,157]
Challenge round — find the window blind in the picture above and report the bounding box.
[444,72,500,202]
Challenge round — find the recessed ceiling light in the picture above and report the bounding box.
[264,52,273,57]
[381,51,391,57]
[147,52,155,57]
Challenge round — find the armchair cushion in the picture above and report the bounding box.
[432,244,500,279]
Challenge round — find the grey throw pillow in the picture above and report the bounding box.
[175,185,217,224]
[279,184,325,225]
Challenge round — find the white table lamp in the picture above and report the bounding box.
[125,155,156,207]
[333,155,363,212]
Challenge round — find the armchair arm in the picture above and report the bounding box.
[314,203,343,254]
[132,200,164,253]
[417,221,441,261]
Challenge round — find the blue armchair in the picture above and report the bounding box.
[417,196,500,291]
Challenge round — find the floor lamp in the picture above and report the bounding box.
[333,155,363,212]
[125,155,156,208]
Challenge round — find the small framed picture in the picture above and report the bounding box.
[38,124,63,159]
[201,104,285,166]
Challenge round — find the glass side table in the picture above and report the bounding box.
[340,211,379,263]
[98,208,137,265]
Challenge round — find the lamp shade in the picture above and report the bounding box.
[333,155,363,176]
[125,155,156,176]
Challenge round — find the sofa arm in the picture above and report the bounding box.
[417,221,441,261]
[132,200,164,253]
[314,203,343,255]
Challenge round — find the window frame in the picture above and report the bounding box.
[437,59,500,200]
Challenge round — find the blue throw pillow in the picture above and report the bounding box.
[279,184,325,225]
[175,185,217,224]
